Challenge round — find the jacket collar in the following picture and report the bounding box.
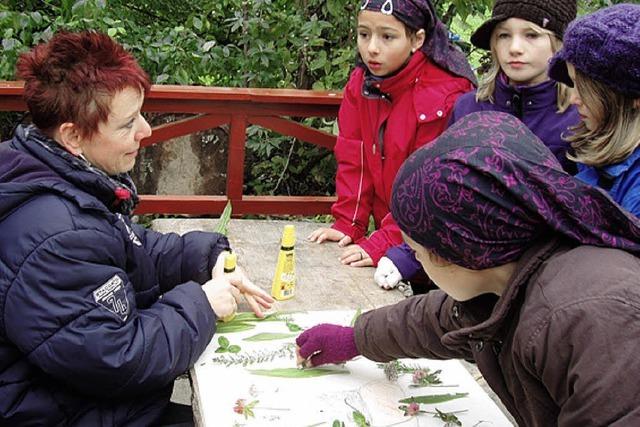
[5,125,136,215]
[600,146,640,178]
[494,73,559,113]
[441,237,565,347]
[361,52,427,102]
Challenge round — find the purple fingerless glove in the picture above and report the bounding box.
[296,323,360,366]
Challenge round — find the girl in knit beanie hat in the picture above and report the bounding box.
[549,3,640,217]
[297,111,640,426]
[458,0,579,172]
[309,0,475,269]
[375,0,581,291]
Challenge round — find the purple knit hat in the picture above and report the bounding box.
[391,111,640,270]
[360,0,477,85]
[549,4,640,97]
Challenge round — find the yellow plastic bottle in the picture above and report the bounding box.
[220,251,237,322]
[271,225,296,300]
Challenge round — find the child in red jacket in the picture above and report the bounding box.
[308,0,475,267]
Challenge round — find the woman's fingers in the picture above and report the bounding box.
[251,292,274,308]
[229,284,242,302]
[243,293,260,315]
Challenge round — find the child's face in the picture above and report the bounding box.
[566,63,598,131]
[402,233,508,301]
[357,10,424,77]
[493,18,554,86]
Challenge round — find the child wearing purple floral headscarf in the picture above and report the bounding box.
[308,0,475,269]
[297,111,640,426]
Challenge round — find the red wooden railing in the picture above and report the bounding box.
[0,81,343,215]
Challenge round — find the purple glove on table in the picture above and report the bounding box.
[296,324,360,366]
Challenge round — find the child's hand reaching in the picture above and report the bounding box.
[307,227,352,246]
[296,324,360,367]
[339,244,373,267]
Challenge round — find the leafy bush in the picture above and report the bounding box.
[0,0,621,196]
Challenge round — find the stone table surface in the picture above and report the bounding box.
[152,218,405,311]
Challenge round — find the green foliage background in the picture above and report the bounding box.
[0,0,627,196]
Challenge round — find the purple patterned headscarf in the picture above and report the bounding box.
[391,111,640,269]
[360,0,477,85]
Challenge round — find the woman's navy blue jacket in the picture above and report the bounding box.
[0,127,228,425]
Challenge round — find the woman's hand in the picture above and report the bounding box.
[202,277,241,319]
[211,251,274,317]
[296,324,360,367]
[225,270,274,317]
[339,244,373,267]
[307,227,352,246]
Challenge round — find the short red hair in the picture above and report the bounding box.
[17,31,151,139]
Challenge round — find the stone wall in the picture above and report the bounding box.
[131,119,228,197]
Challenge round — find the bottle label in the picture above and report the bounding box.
[276,252,295,298]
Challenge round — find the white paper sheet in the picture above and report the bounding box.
[192,310,514,427]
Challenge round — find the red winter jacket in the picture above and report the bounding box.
[331,52,474,263]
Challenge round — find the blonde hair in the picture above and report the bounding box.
[567,70,640,167]
[476,22,572,113]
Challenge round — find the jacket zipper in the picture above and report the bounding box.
[351,140,365,226]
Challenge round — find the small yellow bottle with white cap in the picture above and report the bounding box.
[220,251,237,322]
[271,225,296,300]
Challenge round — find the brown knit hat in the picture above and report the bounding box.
[471,0,577,50]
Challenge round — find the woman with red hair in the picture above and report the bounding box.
[0,31,272,426]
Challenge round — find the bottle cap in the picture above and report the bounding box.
[224,252,237,272]
[281,224,296,247]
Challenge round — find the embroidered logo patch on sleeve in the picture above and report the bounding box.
[93,274,130,321]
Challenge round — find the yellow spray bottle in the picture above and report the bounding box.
[220,251,237,322]
[271,225,296,300]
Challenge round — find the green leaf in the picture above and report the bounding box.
[433,408,463,426]
[350,308,362,327]
[193,16,202,30]
[243,332,297,342]
[352,410,370,427]
[332,421,345,427]
[229,312,265,322]
[215,201,232,235]
[202,40,216,52]
[107,27,117,37]
[217,335,230,348]
[309,50,327,71]
[326,0,343,18]
[215,322,256,334]
[214,347,228,353]
[285,320,304,332]
[227,345,242,353]
[248,368,349,378]
[399,393,468,405]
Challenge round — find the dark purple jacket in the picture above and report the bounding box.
[0,128,227,426]
[451,76,579,172]
[356,238,640,425]
[387,76,581,280]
